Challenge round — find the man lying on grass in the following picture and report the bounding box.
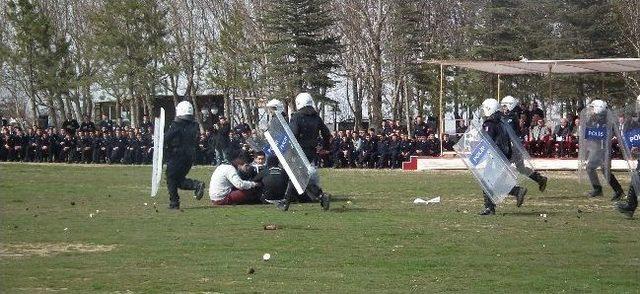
[209,150,261,205]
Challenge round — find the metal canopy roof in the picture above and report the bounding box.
[421,58,640,75]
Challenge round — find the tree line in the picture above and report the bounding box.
[0,0,638,131]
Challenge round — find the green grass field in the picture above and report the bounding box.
[1,163,639,293]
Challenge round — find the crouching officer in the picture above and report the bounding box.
[164,101,205,209]
[254,155,290,209]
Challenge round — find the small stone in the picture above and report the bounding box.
[264,224,278,230]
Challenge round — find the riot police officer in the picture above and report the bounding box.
[480,98,528,215]
[500,95,548,192]
[164,101,206,209]
[582,99,624,200]
[282,92,331,211]
[617,95,640,217]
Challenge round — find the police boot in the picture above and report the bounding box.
[588,185,603,197]
[280,184,296,212]
[194,181,205,200]
[479,194,495,215]
[306,184,330,211]
[616,203,635,218]
[168,201,180,210]
[530,172,548,193]
[513,187,527,207]
[168,193,180,210]
[479,207,495,215]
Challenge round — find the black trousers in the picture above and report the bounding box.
[166,155,199,206]
[625,170,639,211]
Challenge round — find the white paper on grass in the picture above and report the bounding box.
[413,196,441,205]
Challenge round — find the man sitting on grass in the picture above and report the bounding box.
[209,150,261,205]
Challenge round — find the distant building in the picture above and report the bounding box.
[95,95,225,125]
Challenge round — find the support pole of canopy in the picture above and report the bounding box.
[439,64,444,154]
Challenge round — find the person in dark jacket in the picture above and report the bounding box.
[164,101,206,209]
[213,116,231,164]
[281,92,331,211]
[79,115,96,133]
[479,98,528,215]
[376,135,390,168]
[500,95,548,192]
[108,130,127,164]
[62,118,80,136]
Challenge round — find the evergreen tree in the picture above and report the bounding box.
[262,0,340,105]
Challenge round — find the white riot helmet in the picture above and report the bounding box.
[176,101,194,118]
[589,99,607,114]
[481,98,500,117]
[295,92,314,110]
[501,95,518,111]
[266,99,284,113]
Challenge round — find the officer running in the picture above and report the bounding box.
[164,101,206,209]
[500,95,548,192]
[282,92,331,211]
[479,98,528,215]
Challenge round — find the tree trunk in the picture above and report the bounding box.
[371,48,383,131]
[353,77,363,130]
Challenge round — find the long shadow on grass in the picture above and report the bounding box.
[331,207,381,213]
[499,211,558,216]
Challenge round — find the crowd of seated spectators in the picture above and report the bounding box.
[0,107,626,168]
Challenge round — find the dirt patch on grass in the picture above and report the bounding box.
[0,243,117,257]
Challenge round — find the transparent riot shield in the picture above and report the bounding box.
[616,105,640,196]
[578,107,615,183]
[501,120,535,177]
[150,108,165,197]
[264,112,313,195]
[245,132,275,157]
[454,124,519,204]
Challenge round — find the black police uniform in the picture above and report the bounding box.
[80,121,96,133]
[482,112,527,214]
[500,109,548,191]
[164,116,205,209]
[255,159,290,202]
[376,137,390,168]
[284,105,331,209]
[289,106,331,162]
